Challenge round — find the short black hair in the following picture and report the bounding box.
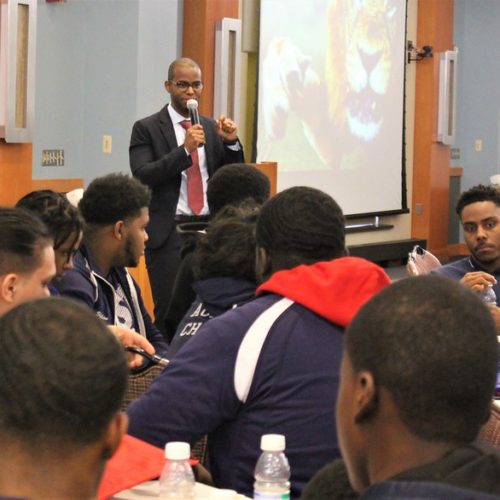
[345,275,498,444]
[256,186,346,269]
[79,173,151,225]
[16,190,83,249]
[0,207,52,276]
[168,57,200,81]
[193,204,259,282]
[0,298,128,451]
[456,184,500,217]
[207,163,271,215]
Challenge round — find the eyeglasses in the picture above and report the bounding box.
[170,80,203,91]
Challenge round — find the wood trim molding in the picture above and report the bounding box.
[182,0,239,117]
[127,257,154,319]
[250,161,277,196]
[0,140,31,205]
[30,177,83,193]
[446,243,469,257]
[411,0,454,254]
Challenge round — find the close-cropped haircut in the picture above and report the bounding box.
[256,186,346,268]
[0,207,52,276]
[193,204,259,282]
[207,163,271,215]
[0,298,128,451]
[456,184,500,217]
[79,173,151,225]
[167,57,200,80]
[16,190,83,249]
[345,275,498,444]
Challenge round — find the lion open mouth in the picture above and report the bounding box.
[346,90,383,141]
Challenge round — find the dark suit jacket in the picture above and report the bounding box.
[129,104,244,249]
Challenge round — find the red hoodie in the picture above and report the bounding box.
[257,256,391,327]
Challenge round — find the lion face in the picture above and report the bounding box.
[326,0,397,141]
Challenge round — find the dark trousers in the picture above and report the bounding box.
[145,229,181,338]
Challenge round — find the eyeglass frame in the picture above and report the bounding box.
[169,80,204,91]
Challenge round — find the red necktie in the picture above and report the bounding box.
[180,120,204,214]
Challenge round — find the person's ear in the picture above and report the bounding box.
[353,371,378,424]
[0,274,18,303]
[101,412,128,460]
[164,80,171,93]
[113,221,125,241]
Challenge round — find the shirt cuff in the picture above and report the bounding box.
[224,139,240,151]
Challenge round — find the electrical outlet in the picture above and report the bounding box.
[475,139,482,152]
[103,135,112,154]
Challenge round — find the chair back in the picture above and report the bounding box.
[478,403,500,449]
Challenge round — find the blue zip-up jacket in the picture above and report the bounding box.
[55,244,167,354]
[432,256,500,306]
[127,257,390,498]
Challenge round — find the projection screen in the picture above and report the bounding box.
[256,0,408,217]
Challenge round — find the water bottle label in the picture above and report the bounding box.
[254,492,290,500]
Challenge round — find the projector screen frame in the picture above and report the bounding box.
[253,0,410,222]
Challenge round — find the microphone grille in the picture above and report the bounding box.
[187,99,198,110]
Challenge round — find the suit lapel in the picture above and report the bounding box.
[158,104,178,151]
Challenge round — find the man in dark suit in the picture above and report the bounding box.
[129,57,244,332]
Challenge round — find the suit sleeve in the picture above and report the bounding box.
[127,317,242,448]
[129,119,193,187]
[221,139,245,166]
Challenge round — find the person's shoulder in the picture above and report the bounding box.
[194,294,279,339]
[431,257,470,279]
[361,480,500,499]
[134,104,169,127]
[56,266,96,306]
[301,460,357,500]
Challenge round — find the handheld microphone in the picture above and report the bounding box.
[187,99,201,126]
[187,99,203,146]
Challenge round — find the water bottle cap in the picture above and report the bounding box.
[260,434,286,451]
[164,441,190,459]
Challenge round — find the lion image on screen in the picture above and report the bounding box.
[260,0,400,172]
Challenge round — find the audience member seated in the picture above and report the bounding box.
[168,204,258,358]
[432,184,500,331]
[127,186,391,498]
[56,173,168,355]
[16,189,83,294]
[0,298,128,500]
[164,163,271,342]
[331,275,500,499]
[0,206,156,367]
[0,206,55,317]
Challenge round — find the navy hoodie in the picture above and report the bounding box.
[128,257,390,498]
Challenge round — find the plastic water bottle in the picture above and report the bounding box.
[159,441,195,499]
[479,283,497,306]
[253,434,290,500]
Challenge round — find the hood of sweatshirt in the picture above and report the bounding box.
[257,256,391,327]
[193,276,256,309]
